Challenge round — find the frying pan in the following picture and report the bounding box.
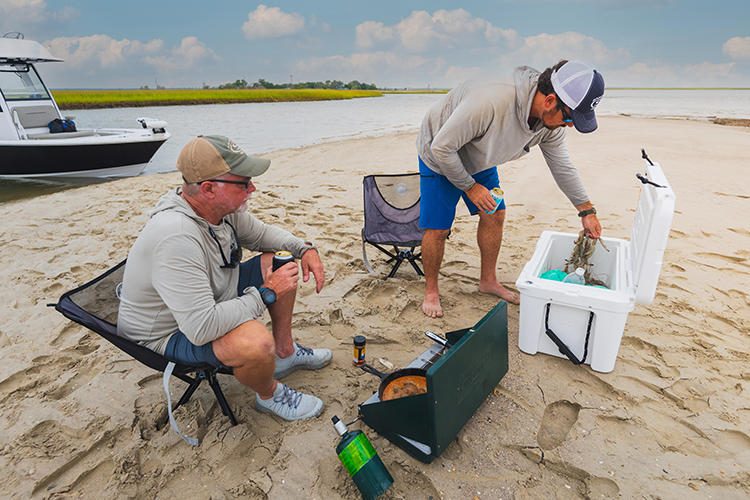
[361,364,427,401]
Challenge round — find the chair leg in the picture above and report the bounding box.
[206,370,239,426]
[173,374,202,411]
[172,369,238,426]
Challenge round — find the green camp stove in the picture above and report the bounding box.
[359,301,509,463]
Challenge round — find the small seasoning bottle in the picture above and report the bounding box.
[353,335,366,366]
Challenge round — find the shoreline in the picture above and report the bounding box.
[1,116,749,499]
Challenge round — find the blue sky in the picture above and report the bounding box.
[2,0,749,89]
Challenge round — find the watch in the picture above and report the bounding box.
[578,207,597,217]
[258,287,276,307]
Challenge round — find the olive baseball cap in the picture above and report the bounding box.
[177,135,271,183]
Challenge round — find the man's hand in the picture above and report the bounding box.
[581,214,601,239]
[464,183,496,213]
[575,202,601,239]
[262,262,299,298]
[300,248,325,293]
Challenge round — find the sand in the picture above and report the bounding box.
[0,116,748,500]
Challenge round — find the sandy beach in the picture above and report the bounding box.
[1,115,749,500]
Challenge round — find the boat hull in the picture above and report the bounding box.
[0,135,168,178]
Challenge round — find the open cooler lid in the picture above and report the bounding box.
[628,160,676,305]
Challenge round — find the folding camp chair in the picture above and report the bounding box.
[362,173,426,278]
[54,259,237,445]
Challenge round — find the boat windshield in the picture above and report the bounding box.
[0,63,52,101]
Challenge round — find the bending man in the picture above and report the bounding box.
[118,135,330,421]
[416,60,604,318]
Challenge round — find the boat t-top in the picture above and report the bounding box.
[0,33,170,178]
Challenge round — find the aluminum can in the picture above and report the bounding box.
[272,251,294,271]
[485,187,505,214]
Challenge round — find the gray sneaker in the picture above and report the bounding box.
[255,383,324,421]
[274,343,332,379]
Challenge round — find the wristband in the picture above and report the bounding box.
[577,208,597,217]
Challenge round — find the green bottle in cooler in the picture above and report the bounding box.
[332,416,393,500]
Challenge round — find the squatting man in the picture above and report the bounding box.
[118,135,330,421]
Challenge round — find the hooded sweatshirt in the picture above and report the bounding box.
[117,188,312,355]
[416,66,589,206]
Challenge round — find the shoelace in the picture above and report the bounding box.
[296,345,314,357]
[274,384,303,409]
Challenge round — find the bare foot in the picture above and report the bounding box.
[478,281,520,305]
[422,292,443,318]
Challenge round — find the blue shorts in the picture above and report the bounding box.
[419,157,505,230]
[163,255,264,368]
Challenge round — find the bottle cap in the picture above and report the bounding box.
[354,335,366,346]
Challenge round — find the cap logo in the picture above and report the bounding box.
[227,139,245,156]
[590,95,602,111]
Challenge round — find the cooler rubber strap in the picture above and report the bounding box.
[544,303,594,365]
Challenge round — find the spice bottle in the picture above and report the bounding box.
[353,335,366,366]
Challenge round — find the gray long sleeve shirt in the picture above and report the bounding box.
[416,66,590,206]
[117,188,311,355]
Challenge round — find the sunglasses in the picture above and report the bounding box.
[208,220,242,269]
[558,99,573,123]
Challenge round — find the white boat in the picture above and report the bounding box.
[0,34,170,178]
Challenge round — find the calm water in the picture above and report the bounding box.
[2,90,749,203]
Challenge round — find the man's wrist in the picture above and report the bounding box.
[303,241,317,254]
[578,207,597,217]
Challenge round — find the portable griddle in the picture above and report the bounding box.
[359,301,508,463]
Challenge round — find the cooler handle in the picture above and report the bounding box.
[544,303,594,366]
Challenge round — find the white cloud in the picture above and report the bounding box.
[723,37,750,61]
[242,5,305,40]
[41,34,219,87]
[144,37,221,73]
[356,21,395,49]
[355,9,517,52]
[497,31,631,70]
[0,0,79,32]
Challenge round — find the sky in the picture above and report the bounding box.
[2,0,749,89]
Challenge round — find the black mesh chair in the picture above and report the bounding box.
[362,173,426,278]
[54,259,237,444]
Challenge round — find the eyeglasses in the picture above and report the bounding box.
[208,220,242,269]
[182,176,253,189]
[201,178,252,189]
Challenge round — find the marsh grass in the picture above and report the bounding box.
[53,88,383,109]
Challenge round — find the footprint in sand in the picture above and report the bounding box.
[537,400,581,450]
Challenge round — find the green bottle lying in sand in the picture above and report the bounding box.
[332,416,393,500]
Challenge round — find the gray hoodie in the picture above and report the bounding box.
[416,66,589,206]
[117,188,311,355]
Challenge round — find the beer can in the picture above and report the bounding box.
[272,250,294,271]
[485,187,504,214]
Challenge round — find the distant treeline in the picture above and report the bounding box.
[213,78,379,91]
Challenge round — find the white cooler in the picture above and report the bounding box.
[515,160,676,373]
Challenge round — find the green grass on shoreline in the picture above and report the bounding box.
[53,88,383,110]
